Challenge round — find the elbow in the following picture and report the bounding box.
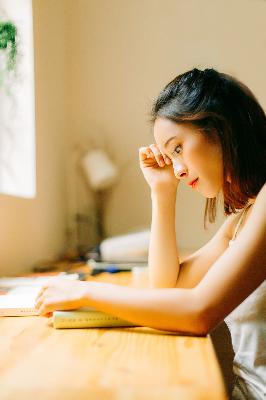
[172,294,213,336]
[188,294,214,336]
[194,305,219,335]
[194,311,213,336]
[191,289,219,335]
[182,308,211,336]
[170,310,211,336]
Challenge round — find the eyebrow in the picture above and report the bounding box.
[164,136,177,148]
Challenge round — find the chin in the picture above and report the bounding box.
[200,192,216,199]
[195,179,222,198]
[200,185,221,199]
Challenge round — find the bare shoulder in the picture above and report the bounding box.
[254,182,266,211]
[245,183,266,239]
[226,182,266,240]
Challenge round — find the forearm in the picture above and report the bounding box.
[84,281,205,334]
[149,190,180,288]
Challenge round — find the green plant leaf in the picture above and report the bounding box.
[0,21,17,71]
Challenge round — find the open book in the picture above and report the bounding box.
[0,286,40,316]
[53,307,137,329]
[0,274,79,317]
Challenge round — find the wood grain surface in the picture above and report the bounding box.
[0,271,227,400]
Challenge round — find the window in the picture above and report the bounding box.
[0,0,35,198]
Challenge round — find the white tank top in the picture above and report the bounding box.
[225,204,266,399]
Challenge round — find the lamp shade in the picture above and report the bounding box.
[81,149,118,191]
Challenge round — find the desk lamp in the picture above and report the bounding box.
[81,149,118,245]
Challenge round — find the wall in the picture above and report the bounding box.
[66,0,266,251]
[1,0,266,275]
[0,0,68,275]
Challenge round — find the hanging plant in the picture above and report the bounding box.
[0,21,17,72]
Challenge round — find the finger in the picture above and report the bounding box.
[163,154,172,165]
[38,301,52,316]
[38,295,66,316]
[36,283,50,298]
[41,311,53,319]
[149,144,165,167]
[145,147,154,158]
[35,294,45,310]
[43,311,53,318]
[39,308,52,318]
[35,288,45,302]
[139,146,151,161]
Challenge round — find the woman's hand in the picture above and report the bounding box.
[35,279,88,317]
[139,144,179,193]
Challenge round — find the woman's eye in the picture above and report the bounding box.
[172,145,182,156]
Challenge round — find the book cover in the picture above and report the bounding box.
[53,307,137,329]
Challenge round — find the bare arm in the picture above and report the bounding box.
[149,195,237,290]
[174,214,234,289]
[35,279,204,334]
[149,190,180,288]
[36,185,266,335]
[82,283,203,334]
[138,144,181,288]
[195,184,266,332]
[86,186,265,333]
[81,185,265,335]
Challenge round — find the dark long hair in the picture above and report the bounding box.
[151,68,266,224]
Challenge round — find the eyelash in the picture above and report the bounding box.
[172,145,182,156]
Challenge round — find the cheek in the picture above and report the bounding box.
[207,143,223,172]
[184,143,204,168]
[187,141,222,175]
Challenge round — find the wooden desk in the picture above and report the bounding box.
[0,271,227,400]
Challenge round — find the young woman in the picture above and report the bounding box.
[36,68,266,399]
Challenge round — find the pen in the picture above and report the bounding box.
[90,265,132,276]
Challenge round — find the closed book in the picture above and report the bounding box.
[53,307,136,329]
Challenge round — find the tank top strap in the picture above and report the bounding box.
[231,203,253,241]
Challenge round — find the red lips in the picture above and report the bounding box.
[188,178,198,188]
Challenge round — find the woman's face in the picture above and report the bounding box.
[153,117,223,198]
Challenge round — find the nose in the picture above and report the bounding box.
[173,162,188,179]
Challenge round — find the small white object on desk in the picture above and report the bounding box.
[100,229,150,262]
